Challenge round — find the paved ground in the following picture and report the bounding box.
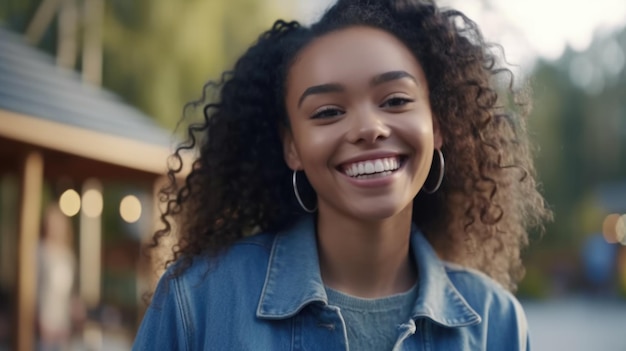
[523,298,626,351]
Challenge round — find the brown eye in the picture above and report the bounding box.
[380,97,414,108]
[311,107,344,119]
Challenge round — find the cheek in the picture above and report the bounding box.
[417,121,435,144]
[293,126,340,165]
[396,113,435,147]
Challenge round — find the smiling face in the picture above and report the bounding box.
[283,26,442,221]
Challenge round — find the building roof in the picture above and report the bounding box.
[0,27,171,147]
[0,27,185,178]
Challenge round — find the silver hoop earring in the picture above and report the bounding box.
[292,170,317,213]
[422,149,444,194]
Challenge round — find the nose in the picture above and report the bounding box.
[346,108,391,144]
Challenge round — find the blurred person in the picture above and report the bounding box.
[134,0,552,349]
[582,233,619,295]
[37,203,78,351]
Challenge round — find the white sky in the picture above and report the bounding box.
[296,0,626,70]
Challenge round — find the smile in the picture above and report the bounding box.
[341,156,403,179]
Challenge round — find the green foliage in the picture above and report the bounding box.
[0,0,39,30]
[527,28,626,250]
[102,0,292,130]
[517,264,550,299]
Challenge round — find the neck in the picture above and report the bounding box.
[316,206,416,298]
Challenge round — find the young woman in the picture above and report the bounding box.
[133,0,552,350]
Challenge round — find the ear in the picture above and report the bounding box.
[282,128,303,170]
[432,116,443,149]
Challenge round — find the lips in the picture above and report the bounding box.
[340,156,403,178]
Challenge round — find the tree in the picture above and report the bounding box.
[528,27,626,245]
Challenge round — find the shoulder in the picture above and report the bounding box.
[135,231,279,350]
[146,231,278,317]
[443,261,525,318]
[164,230,277,292]
[443,262,518,306]
[443,262,529,350]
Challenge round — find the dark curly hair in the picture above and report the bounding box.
[151,0,552,291]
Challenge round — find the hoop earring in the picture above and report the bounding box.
[422,149,444,194]
[292,170,317,213]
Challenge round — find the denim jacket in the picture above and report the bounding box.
[133,216,529,350]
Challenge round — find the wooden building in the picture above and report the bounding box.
[0,28,178,350]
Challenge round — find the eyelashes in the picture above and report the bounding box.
[380,96,414,108]
[309,95,415,119]
[311,106,343,119]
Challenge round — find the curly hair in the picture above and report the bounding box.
[151,0,552,291]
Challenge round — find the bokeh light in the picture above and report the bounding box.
[602,213,620,243]
[120,195,142,223]
[59,189,81,217]
[82,188,103,218]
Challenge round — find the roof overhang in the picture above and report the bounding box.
[0,108,191,180]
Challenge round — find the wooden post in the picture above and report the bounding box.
[57,0,79,69]
[79,178,102,309]
[82,0,103,86]
[79,178,103,349]
[16,151,44,351]
[25,0,63,45]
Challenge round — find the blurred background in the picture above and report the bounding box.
[0,0,624,350]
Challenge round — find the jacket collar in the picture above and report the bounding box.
[256,216,481,328]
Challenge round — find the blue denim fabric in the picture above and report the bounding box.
[133,216,529,350]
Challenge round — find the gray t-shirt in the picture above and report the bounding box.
[325,284,418,351]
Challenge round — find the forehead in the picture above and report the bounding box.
[287,26,426,90]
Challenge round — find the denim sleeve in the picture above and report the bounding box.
[514,297,530,351]
[444,264,531,350]
[488,291,530,351]
[132,274,190,351]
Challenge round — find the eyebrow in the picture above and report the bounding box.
[370,70,418,87]
[297,70,418,107]
[297,83,343,107]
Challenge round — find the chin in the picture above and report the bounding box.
[348,203,410,222]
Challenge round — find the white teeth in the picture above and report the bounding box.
[374,160,384,173]
[342,157,402,178]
